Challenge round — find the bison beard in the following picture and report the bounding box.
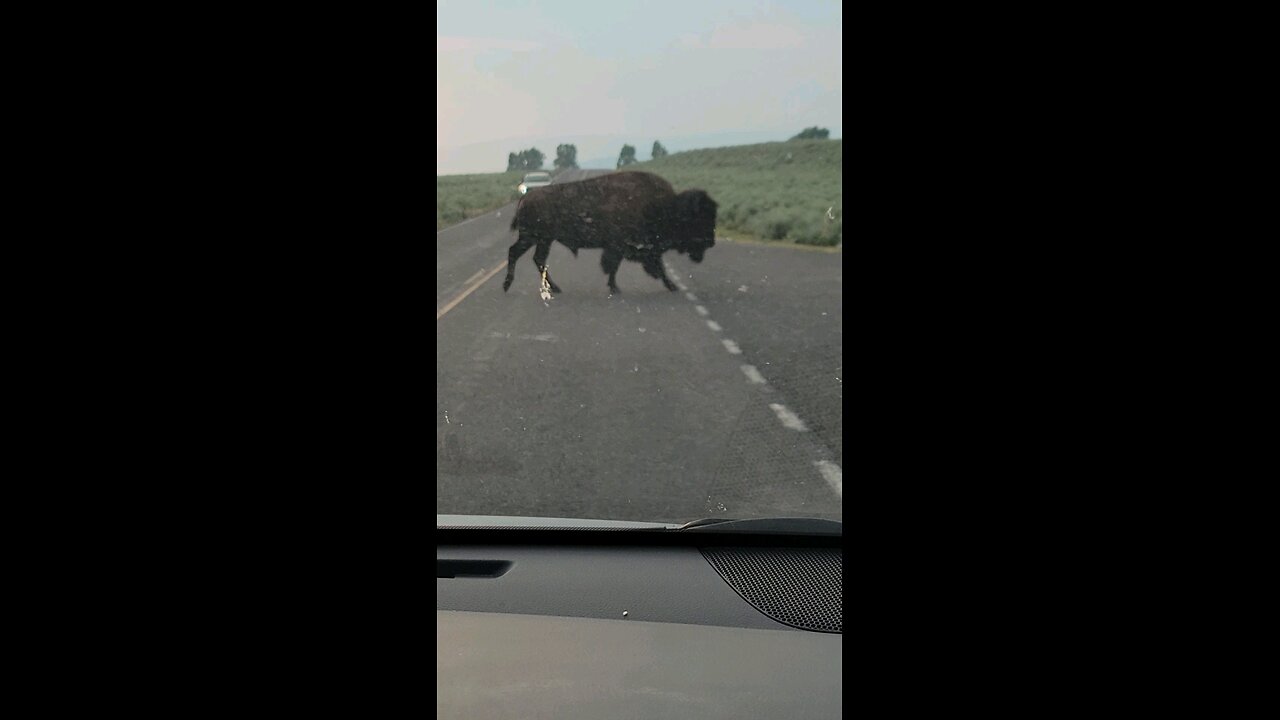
[502,171,717,295]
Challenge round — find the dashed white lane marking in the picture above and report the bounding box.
[677,284,839,502]
[488,331,556,342]
[768,403,809,431]
[814,461,842,498]
[671,284,840,502]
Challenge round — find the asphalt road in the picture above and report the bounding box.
[437,168,842,524]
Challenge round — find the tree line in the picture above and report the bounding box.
[506,128,827,171]
[507,145,579,172]
[790,127,830,140]
[504,141,669,171]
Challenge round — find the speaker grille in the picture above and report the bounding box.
[701,547,842,633]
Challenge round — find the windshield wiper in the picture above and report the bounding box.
[437,514,841,536]
[674,517,842,536]
[437,514,676,530]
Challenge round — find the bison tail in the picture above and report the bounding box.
[510,196,526,231]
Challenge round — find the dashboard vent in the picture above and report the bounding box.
[700,547,842,633]
[437,560,513,578]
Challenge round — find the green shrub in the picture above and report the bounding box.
[633,139,841,247]
[439,141,843,247]
[436,171,524,231]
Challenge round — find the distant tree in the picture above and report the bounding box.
[790,127,830,140]
[651,141,668,160]
[554,144,579,171]
[616,144,638,168]
[507,148,546,171]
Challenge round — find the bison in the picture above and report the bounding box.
[502,171,717,294]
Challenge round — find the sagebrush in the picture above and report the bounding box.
[436,171,524,231]
[625,139,841,247]
[437,139,842,247]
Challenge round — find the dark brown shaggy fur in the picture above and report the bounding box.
[503,171,717,294]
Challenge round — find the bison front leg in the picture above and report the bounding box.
[601,249,623,294]
[503,235,534,292]
[643,255,679,291]
[532,241,562,294]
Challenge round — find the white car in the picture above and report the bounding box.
[518,172,552,195]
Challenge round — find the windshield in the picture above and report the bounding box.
[437,0,842,526]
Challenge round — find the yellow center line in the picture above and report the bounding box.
[437,262,508,320]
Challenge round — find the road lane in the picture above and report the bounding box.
[664,241,843,466]
[436,168,842,524]
[437,208,516,313]
[436,169,607,315]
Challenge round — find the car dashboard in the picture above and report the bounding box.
[437,524,843,719]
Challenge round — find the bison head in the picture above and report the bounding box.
[673,189,717,263]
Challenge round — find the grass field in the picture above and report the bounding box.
[624,139,841,247]
[436,139,841,246]
[436,171,524,231]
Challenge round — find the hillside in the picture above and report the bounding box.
[624,139,841,247]
[437,139,843,246]
[436,171,524,231]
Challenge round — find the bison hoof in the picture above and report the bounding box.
[502,278,512,292]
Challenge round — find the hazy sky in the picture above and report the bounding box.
[437,0,842,175]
